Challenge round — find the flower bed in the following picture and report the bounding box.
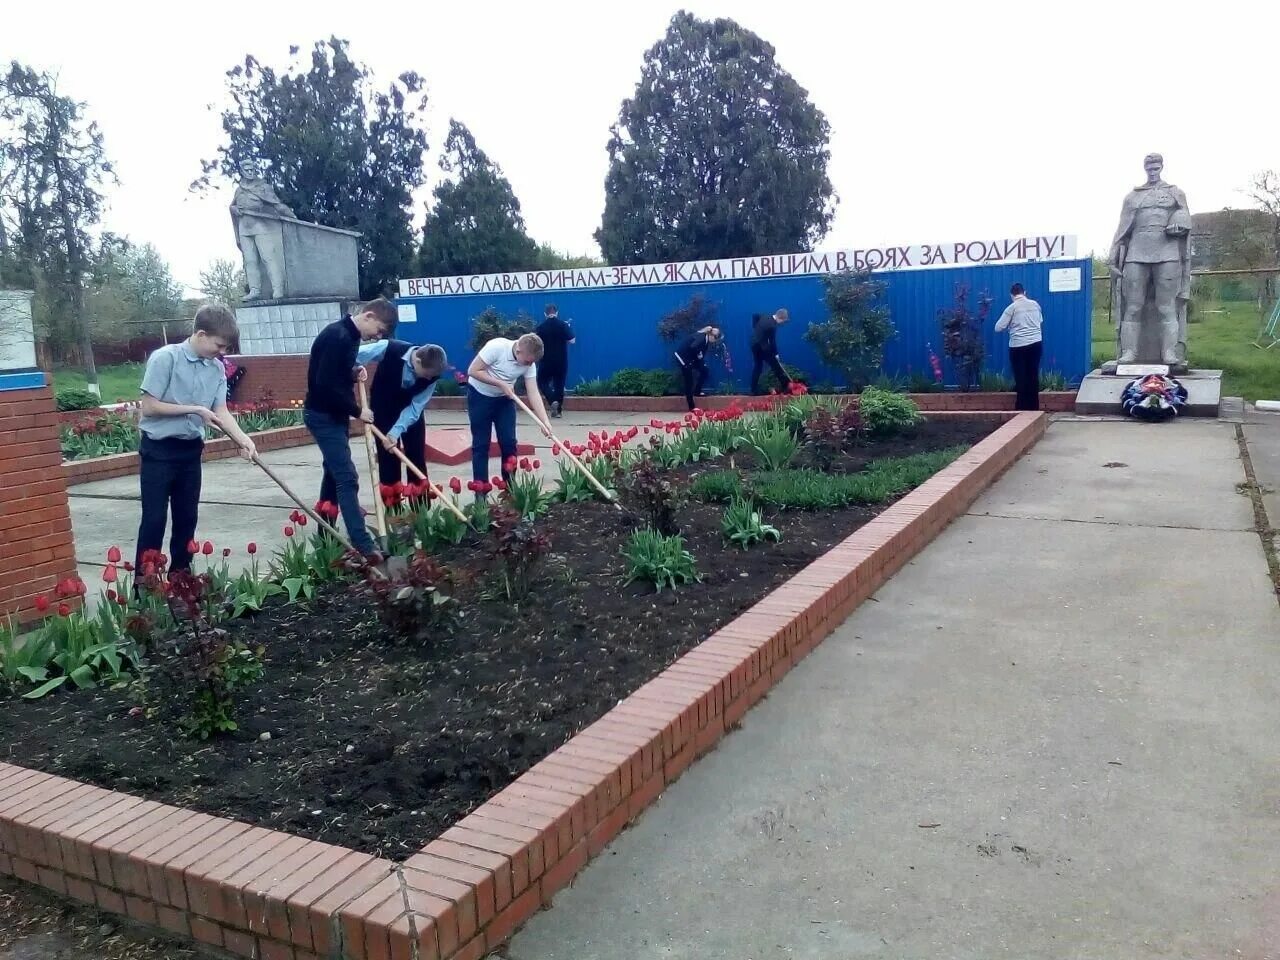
[0,406,1045,960]
[5,392,995,859]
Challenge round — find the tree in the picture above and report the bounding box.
[805,271,895,391]
[416,120,538,277]
[1246,169,1280,266]
[82,237,184,343]
[199,257,247,308]
[938,284,992,391]
[194,37,428,298]
[532,244,605,270]
[0,61,114,391]
[596,11,836,266]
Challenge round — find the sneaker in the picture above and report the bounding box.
[551,401,562,418]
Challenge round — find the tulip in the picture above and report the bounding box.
[222,548,231,558]
[102,564,118,584]
[143,563,155,577]
[552,443,561,455]
[123,561,134,573]
[106,589,118,602]
[519,457,532,472]
[187,539,199,555]
[449,477,462,494]
[247,542,258,554]
[107,545,121,563]
[57,602,71,617]
[284,525,295,538]
[477,481,493,494]
[492,477,507,491]
[34,595,49,613]
[202,541,214,556]
[532,459,541,469]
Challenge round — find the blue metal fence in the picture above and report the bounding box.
[396,258,1092,390]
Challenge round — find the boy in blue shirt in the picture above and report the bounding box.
[355,339,447,484]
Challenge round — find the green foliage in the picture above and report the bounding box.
[752,447,968,510]
[198,257,246,308]
[505,467,550,520]
[195,37,429,297]
[721,497,781,549]
[803,404,851,470]
[857,387,922,438]
[59,410,140,460]
[763,362,808,393]
[86,238,184,342]
[412,504,469,551]
[610,368,649,396]
[0,618,55,691]
[979,371,1015,392]
[573,368,679,397]
[362,551,453,638]
[573,377,611,397]
[490,507,551,602]
[552,460,595,503]
[748,418,798,470]
[939,284,992,391]
[55,388,101,412]
[417,120,538,277]
[657,294,719,343]
[596,11,835,265]
[806,271,896,391]
[228,569,283,619]
[1040,370,1068,391]
[532,245,605,270]
[469,306,534,352]
[622,529,700,591]
[688,469,744,503]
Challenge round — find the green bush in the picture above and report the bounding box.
[642,369,679,396]
[805,270,897,391]
[748,418,799,470]
[469,306,534,352]
[762,363,809,392]
[574,377,611,396]
[689,469,744,502]
[753,447,968,510]
[858,387,922,437]
[55,388,101,412]
[622,529,700,591]
[610,368,650,396]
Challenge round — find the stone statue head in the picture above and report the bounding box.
[239,158,263,181]
[1143,153,1164,184]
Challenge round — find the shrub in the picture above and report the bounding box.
[616,458,682,535]
[490,506,551,601]
[55,388,102,412]
[805,270,896,391]
[748,418,799,470]
[658,293,718,343]
[622,529,699,591]
[803,405,848,470]
[362,550,454,638]
[857,387,922,438]
[939,284,992,391]
[574,377,611,396]
[469,306,534,352]
[610,368,650,396]
[641,368,679,396]
[689,469,744,502]
[721,497,781,549]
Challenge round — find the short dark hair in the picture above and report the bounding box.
[1010,283,1026,296]
[414,343,447,372]
[545,303,558,316]
[194,303,238,341]
[359,297,398,331]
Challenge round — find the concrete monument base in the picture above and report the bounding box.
[235,298,354,356]
[1075,368,1223,417]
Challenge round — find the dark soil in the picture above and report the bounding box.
[0,419,994,862]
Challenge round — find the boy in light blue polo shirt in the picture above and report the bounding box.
[135,304,256,573]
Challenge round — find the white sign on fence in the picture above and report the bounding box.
[398,234,1079,299]
[1048,267,1082,292]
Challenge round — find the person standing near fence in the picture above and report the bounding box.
[534,304,575,418]
[674,325,722,411]
[995,283,1044,411]
[750,308,793,395]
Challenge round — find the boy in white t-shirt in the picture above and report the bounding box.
[466,333,554,488]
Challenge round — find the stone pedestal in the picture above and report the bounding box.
[1075,368,1223,417]
[235,298,352,356]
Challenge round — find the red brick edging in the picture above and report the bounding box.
[3,411,1047,959]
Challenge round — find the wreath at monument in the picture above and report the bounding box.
[1121,374,1187,422]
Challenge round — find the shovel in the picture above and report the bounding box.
[357,381,391,553]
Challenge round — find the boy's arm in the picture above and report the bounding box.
[385,382,437,448]
[212,402,257,459]
[467,347,511,394]
[994,304,1014,332]
[139,350,216,425]
[522,371,553,438]
[356,340,389,365]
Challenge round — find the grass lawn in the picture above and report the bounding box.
[51,362,145,403]
[1092,300,1280,401]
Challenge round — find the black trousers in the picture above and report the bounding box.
[750,348,790,395]
[135,434,204,573]
[537,362,567,406]
[680,361,708,411]
[373,417,428,486]
[1009,341,1042,411]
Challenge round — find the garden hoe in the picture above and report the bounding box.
[365,422,473,528]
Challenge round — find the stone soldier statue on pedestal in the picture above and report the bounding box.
[1105,153,1193,372]
[230,159,297,301]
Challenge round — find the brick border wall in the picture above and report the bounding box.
[1,380,80,624]
[225,353,1077,414]
[2,411,1046,959]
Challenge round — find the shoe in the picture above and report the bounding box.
[551,401,562,418]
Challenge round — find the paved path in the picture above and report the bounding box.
[508,418,1280,960]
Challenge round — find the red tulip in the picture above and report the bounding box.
[106,589,118,603]
[552,443,561,455]
[297,514,308,526]
[247,542,258,555]
[519,457,531,472]
[34,595,49,613]
[532,459,541,469]
[102,564,118,584]
[284,525,295,538]
[202,541,214,556]
[143,563,155,577]
[449,477,462,494]
[116,593,128,608]
[57,602,71,617]
[222,548,231,558]
[187,539,199,555]
[123,561,134,573]
[492,477,507,491]
[477,481,493,494]
[106,545,121,563]
[503,455,517,472]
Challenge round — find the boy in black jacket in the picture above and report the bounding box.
[750,308,793,395]
[674,325,722,411]
[303,298,397,559]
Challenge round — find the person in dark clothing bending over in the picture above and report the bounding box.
[355,339,448,485]
[302,298,397,561]
[750,308,793,395]
[674,325,722,411]
[534,304,575,418]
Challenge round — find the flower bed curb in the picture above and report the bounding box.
[6,411,1046,959]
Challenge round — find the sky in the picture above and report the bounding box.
[4,0,1277,296]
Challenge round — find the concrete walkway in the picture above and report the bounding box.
[507,418,1280,960]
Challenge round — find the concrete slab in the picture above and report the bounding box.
[1076,369,1222,417]
[509,420,1280,960]
[1243,416,1280,529]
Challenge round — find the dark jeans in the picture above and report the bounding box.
[537,363,567,406]
[305,409,376,554]
[375,419,427,486]
[679,361,708,411]
[467,386,518,485]
[750,348,790,395]
[1010,341,1043,411]
[136,434,204,573]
